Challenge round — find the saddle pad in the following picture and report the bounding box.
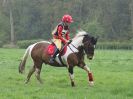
[47,44,55,55]
[47,43,67,56]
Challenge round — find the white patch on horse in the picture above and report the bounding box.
[69,73,74,80]
[72,36,84,47]
[55,31,88,65]
[29,44,36,57]
[75,30,88,37]
[61,44,78,64]
[72,30,88,47]
[84,65,91,72]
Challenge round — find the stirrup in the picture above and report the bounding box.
[49,58,54,63]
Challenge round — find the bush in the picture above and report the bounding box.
[2,44,18,48]
[17,39,44,49]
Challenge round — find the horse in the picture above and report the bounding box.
[19,31,97,87]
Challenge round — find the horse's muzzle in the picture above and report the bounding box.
[87,55,93,60]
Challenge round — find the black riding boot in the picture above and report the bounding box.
[49,48,59,63]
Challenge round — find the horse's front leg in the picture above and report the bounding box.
[83,65,94,86]
[68,66,75,87]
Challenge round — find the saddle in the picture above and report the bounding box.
[47,43,67,56]
[46,40,72,65]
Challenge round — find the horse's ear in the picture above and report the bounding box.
[91,36,98,45]
[84,34,89,37]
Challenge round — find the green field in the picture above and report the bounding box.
[0,48,133,99]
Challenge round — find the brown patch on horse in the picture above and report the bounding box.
[31,42,61,66]
[77,46,86,68]
[67,46,85,68]
[67,53,78,66]
[31,42,50,63]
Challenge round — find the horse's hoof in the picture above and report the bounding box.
[71,82,75,87]
[72,84,75,87]
[89,81,94,86]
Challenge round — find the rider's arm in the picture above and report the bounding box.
[58,26,67,43]
[65,31,70,40]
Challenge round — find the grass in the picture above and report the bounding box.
[0,48,133,99]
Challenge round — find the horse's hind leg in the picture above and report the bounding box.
[25,65,35,84]
[34,61,43,84]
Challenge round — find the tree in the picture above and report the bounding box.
[130,0,133,34]
[3,0,15,45]
[0,0,132,42]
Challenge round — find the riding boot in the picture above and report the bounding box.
[49,48,59,63]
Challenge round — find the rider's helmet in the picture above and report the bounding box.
[62,14,73,23]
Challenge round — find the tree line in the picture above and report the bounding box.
[0,0,133,45]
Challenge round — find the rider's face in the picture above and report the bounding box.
[64,22,71,26]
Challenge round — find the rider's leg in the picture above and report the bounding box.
[53,47,59,58]
[49,47,59,63]
[49,39,61,63]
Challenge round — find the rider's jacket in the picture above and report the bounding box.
[52,22,70,44]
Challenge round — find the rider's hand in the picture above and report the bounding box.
[69,39,72,42]
[67,39,72,44]
[64,40,68,43]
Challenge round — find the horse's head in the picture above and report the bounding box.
[72,30,98,60]
[82,34,98,60]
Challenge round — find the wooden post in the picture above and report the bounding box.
[10,7,15,45]
[3,0,15,45]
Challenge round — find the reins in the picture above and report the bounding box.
[59,34,90,55]
[70,43,78,50]
[59,41,79,55]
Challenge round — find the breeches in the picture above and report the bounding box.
[53,39,62,50]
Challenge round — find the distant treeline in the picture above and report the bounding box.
[0,0,133,45]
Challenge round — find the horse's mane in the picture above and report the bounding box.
[75,30,88,37]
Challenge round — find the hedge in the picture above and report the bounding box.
[17,39,44,48]
[96,42,133,50]
[17,40,133,50]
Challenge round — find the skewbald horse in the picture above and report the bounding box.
[19,31,97,87]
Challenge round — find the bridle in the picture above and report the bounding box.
[68,35,92,54]
[83,38,95,55]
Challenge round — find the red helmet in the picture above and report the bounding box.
[62,14,73,23]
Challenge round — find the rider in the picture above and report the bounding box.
[49,14,73,63]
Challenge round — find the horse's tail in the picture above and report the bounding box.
[19,45,32,74]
